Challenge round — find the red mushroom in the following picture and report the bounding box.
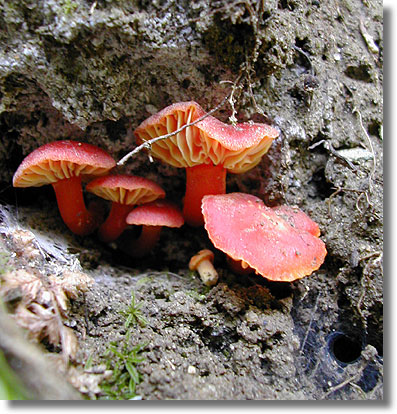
[201,193,327,282]
[86,175,165,243]
[134,101,279,227]
[124,200,184,257]
[12,140,116,235]
[272,205,320,237]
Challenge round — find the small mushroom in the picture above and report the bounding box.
[86,174,165,243]
[189,249,218,287]
[12,140,116,235]
[124,200,184,257]
[201,193,327,282]
[134,101,279,226]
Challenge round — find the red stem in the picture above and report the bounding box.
[183,163,227,227]
[98,202,134,243]
[128,225,162,258]
[52,176,100,236]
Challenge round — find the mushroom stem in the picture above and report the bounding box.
[226,257,254,276]
[183,163,226,227]
[196,260,219,287]
[52,176,100,236]
[128,225,163,258]
[97,202,134,243]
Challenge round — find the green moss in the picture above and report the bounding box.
[60,0,78,15]
[120,291,147,329]
[99,291,147,400]
[99,332,147,400]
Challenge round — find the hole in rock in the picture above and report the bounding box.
[328,332,362,365]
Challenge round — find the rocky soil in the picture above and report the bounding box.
[0,0,383,400]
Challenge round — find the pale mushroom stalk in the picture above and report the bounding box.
[189,249,218,287]
[195,259,219,286]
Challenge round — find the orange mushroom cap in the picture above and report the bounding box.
[188,249,215,271]
[134,101,279,173]
[86,174,165,242]
[201,193,327,282]
[86,174,165,206]
[134,101,279,227]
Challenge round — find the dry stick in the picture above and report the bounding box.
[323,371,363,399]
[117,95,230,167]
[353,107,376,193]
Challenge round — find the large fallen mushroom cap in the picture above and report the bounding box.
[134,101,279,226]
[201,193,327,282]
[124,200,184,257]
[86,174,165,243]
[12,140,116,236]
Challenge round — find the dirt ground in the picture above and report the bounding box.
[0,0,383,400]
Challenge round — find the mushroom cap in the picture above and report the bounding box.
[86,175,165,206]
[134,101,279,173]
[126,200,184,227]
[189,249,214,271]
[202,193,327,282]
[272,205,320,237]
[13,140,116,188]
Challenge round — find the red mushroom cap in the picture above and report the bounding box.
[12,140,116,236]
[202,193,327,282]
[13,140,116,187]
[134,101,279,173]
[126,200,184,228]
[86,174,166,242]
[272,205,320,237]
[86,174,165,206]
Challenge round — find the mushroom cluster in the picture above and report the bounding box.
[12,140,182,256]
[13,101,326,284]
[134,101,279,226]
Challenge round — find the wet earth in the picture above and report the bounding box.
[0,0,383,400]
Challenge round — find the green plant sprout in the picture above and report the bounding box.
[99,291,147,400]
[120,291,147,329]
[100,331,147,400]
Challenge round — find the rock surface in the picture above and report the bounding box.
[0,0,383,400]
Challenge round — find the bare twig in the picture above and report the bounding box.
[353,107,376,192]
[323,371,363,399]
[359,19,379,55]
[326,186,372,217]
[117,95,230,167]
[308,139,357,172]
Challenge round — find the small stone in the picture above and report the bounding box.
[187,365,196,374]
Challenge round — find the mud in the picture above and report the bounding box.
[0,0,383,400]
